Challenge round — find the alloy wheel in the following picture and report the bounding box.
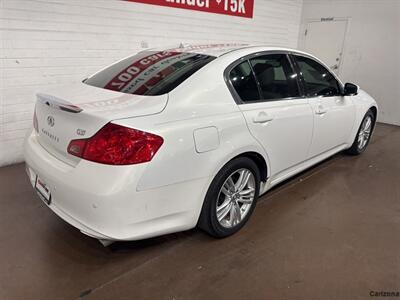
[358,115,372,150]
[216,168,256,228]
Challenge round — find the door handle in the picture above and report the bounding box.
[253,112,274,123]
[315,104,328,115]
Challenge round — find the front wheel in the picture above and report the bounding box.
[198,157,260,238]
[346,110,375,155]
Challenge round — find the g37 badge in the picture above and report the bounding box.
[77,129,86,136]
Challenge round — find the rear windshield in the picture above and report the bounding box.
[84,51,215,95]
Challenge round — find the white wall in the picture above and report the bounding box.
[300,0,400,126]
[0,0,303,166]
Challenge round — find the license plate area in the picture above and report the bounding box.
[35,176,52,205]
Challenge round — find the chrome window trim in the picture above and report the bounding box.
[224,50,306,105]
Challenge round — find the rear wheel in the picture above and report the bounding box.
[198,157,260,238]
[346,110,375,155]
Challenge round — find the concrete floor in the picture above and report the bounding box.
[0,124,399,300]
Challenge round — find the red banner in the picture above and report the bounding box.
[125,0,254,18]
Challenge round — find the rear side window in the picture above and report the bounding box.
[84,51,215,96]
[294,55,341,97]
[250,54,300,100]
[229,61,260,102]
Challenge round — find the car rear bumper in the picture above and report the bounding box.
[24,131,208,241]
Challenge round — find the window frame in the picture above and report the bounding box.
[224,51,304,105]
[227,59,262,103]
[289,53,345,98]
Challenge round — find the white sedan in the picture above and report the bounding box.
[24,44,378,243]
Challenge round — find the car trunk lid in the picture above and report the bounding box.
[34,83,168,166]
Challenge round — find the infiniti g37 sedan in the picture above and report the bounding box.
[24,44,378,243]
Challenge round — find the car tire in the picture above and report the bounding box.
[346,110,375,155]
[198,157,260,238]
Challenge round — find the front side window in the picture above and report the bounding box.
[294,55,341,97]
[250,54,300,100]
[229,61,260,102]
[84,51,215,96]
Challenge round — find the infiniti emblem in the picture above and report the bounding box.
[47,116,55,127]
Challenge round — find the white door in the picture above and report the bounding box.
[303,19,348,74]
[292,54,356,158]
[241,100,313,176]
[228,54,313,177]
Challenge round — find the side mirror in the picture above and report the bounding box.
[344,83,359,96]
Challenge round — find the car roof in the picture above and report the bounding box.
[166,43,251,56]
[152,43,309,57]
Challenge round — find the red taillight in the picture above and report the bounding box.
[67,123,163,165]
[67,139,86,157]
[33,109,39,132]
